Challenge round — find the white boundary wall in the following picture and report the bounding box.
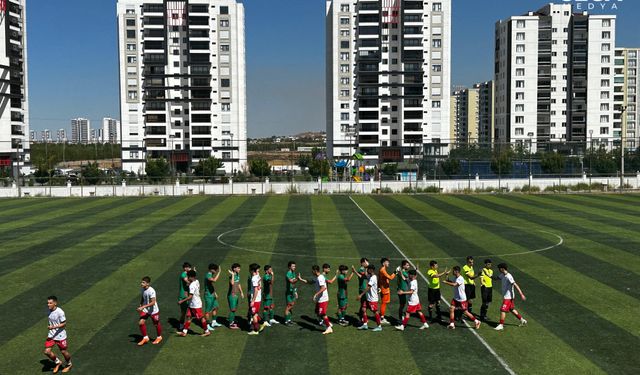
[2,174,639,198]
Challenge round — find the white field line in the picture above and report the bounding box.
[349,196,517,375]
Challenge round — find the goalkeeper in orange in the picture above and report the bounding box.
[378,257,396,325]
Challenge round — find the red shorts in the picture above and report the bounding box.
[251,302,262,315]
[139,311,160,323]
[451,299,469,311]
[315,301,328,316]
[45,338,68,351]
[186,307,203,320]
[500,299,515,312]
[366,301,378,312]
[381,292,391,304]
[407,304,422,314]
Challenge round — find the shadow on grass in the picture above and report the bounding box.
[40,359,55,372]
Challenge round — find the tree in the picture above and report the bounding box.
[381,163,398,176]
[540,152,565,174]
[193,157,224,179]
[491,150,513,175]
[145,158,171,183]
[34,167,51,185]
[81,162,105,185]
[297,154,311,172]
[249,158,271,177]
[308,159,330,178]
[439,158,461,177]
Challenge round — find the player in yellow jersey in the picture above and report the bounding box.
[426,260,449,322]
[462,256,480,315]
[479,259,493,321]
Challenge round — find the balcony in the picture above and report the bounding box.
[146,138,166,148]
[11,112,24,122]
[11,125,24,136]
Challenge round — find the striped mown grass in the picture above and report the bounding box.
[0,194,638,374]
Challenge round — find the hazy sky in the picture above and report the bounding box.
[27,0,639,137]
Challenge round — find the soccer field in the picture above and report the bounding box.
[0,194,638,374]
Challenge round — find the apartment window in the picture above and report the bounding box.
[432,101,441,108]
[432,64,442,72]
[600,127,609,134]
[516,92,525,100]
[515,104,524,112]
[340,103,349,109]
[564,11,570,16]
[601,67,610,75]
[220,44,230,52]
[220,20,230,27]
[601,103,610,111]
[340,52,349,61]
[340,41,349,49]
[340,77,350,85]
[516,44,525,53]
[126,30,136,39]
[602,31,611,39]
[515,128,524,135]
[601,43,610,52]
[601,79,610,87]
[340,113,349,121]
[340,30,350,37]
[340,89,349,97]
[516,32,525,41]
[516,80,525,88]
[600,115,609,123]
[516,20,526,29]
[221,79,231,88]
[126,19,135,27]
[340,4,349,12]
[127,56,136,64]
[516,68,525,76]
[432,3,442,11]
[126,44,136,51]
[432,39,442,48]
[340,17,349,25]
[516,56,525,65]
[601,55,610,63]
[220,6,229,14]
[515,116,525,124]
[340,64,349,73]
[128,91,137,100]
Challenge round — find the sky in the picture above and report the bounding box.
[26,0,640,138]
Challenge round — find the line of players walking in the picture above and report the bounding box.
[135,256,527,342]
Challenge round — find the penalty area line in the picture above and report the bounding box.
[349,196,517,375]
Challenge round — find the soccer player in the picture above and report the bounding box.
[44,296,72,373]
[177,270,211,337]
[479,259,493,322]
[204,263,222,330]
[336,265,354,326]
[396,260,411,321]
[137,276,163,346]
[395,270,429,331]
[378,257,396,325]
[494,263,527,331]
[178,262,193,329]
[443,266,481,330]
[357,264,382,332]
[462,256,480,315]
[426,260,449,322]
[227,263,244,330]
[262,265,278,326]
[311,265,333,335]
[351,257,369,317]
[248,263,267,335]
[284,261,306,326]
[322,263,337,284]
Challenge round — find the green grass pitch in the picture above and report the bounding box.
[0,194,638,374]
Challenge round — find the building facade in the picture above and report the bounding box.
[71,118,90,144]
[495,3,616,151]
[326,0,451,165]
[117,0,247,175]
[614,48,639,150]
[450,87,478,145]
[0,0,30,174]
[476,81,494,147]
[102,117,120,144]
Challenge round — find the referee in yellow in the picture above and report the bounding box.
[479,259,493,321]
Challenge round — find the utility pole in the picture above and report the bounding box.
[620,105,627,190]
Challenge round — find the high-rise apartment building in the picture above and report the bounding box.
[71,118,90,144]
[0,0,30,173]
[117,0,247,175]
[450,87,478,145]
[56,129,66,143]
[102,117,120,144]
[326,0,451,164]
[476,81,495,147]
[495,3,616,151]
[614,48,639,150]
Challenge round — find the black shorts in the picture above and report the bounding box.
[427,288,441,304]
[465,284,476,300]
[481,286,492,303]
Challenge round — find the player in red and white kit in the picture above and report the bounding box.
[494,263,527,331]
[443,266,481,330]
[312,265,333,335]
[248,263,268,335]
[137,276,163,346]
[177,270,211,337]
[395,270,429,331]
[44,296,72,373]
[357,264,382,332]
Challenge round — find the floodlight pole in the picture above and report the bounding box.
[620,105,627,191]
